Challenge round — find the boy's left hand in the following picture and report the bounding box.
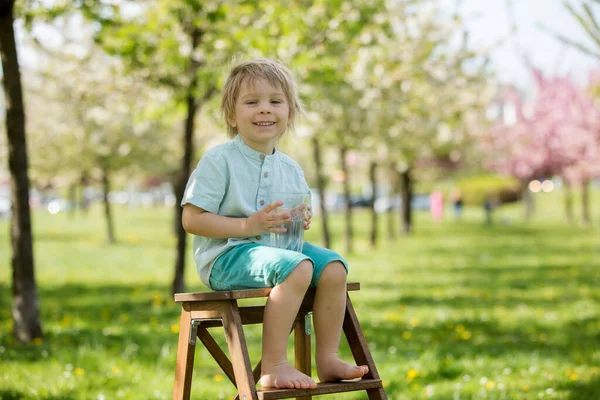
[304,206,312,230]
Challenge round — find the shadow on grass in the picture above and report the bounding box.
[0,390,74,400]
[0,282,188,365]
[561,375,600,400]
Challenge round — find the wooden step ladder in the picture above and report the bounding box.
[172,282,387,400]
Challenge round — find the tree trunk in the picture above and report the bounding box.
[564,180,574,224]
[79,172,90,214]
[369,160,378,247]
[340,146,353,254]
[1,1,43,342]
[522,181,535,220]
[386,164,396,239]
[311,136,330,248]
[101,166,116,244]
[581,178,590,227]
[172,28,203,295]
[68,183,76,218]
[399,167,413,235]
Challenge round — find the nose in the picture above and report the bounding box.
[258,101,272,114]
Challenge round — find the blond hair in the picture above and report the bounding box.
[220,58,303,138]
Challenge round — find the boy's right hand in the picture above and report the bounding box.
[244,201,291,236]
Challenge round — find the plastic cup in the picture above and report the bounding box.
[269,193,310,252]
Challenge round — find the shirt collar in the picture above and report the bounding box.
[233,135,278,161]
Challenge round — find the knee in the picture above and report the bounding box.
[287,260,313,290]
[319,261,347,286]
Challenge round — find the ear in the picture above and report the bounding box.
[228,115,237,128]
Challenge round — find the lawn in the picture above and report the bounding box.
[0,190,599,399]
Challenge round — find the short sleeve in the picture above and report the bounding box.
[181,153,228,214]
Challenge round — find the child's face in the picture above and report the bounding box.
[229,77,290,154]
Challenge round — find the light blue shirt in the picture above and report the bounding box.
[181,134,311,288]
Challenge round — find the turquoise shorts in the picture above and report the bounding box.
[209,242,348,290]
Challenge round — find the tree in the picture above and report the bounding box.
[354,3,492,234]
[0,0,42,342]
[484,69,600,223]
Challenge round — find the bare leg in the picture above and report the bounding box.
[313,262,369,382]
[260,260,318,389]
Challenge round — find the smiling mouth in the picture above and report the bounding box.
[254,122,275,126]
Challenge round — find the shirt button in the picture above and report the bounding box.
[255,235,261,240]
[264,172,269,178]
[260,154,265,160]
[260,200,265,206]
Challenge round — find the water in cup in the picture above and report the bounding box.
[269,193,309,252]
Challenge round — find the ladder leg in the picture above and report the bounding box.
[173,304,196,400]
[294,312,312,400]
[342,295,388,400]
[222,300,258,400]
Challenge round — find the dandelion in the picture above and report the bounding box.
[410,319,419,327]
[171,323,180,334]
[460,331,471,340]
[214,374,224,382]
[112,366,121,375]
[402,331,412,340]
[407,369,418,381]
[127,234,141,243]
[384,312,401,321]
[455,324,465,333]
[75,368,85,376]
[33,337,43,345]
[486,381,495,389]
[523,385,530,392]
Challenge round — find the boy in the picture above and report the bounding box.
[181,58,368,389]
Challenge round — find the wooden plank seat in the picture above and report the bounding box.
[172,282,387,400]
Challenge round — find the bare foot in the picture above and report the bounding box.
[317,357,369,382]
[260,363,317,389]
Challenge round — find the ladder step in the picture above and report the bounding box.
[257,378,383,400]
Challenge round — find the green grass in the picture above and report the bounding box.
[0,190,599,399]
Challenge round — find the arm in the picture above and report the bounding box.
[182,202,291,239]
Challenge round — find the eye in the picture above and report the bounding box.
[246,100,257,105]
[271,100,283,104]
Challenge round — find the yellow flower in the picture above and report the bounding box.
[33,337,43,345]
[402,331,412,340]
[486,381,495,389]
[455,324,465,333]
[523,385,530,392]
[407,369,418,380]
[171,323,180,334]
[410,319,419,328]
[214,374,224,382]
[411,384,420,391]
[460,331,471,340]
[112,366,121,374]
[570,374,578,381]
[75,368,85,376]
[127,234,141,243]
[384,312,401,322]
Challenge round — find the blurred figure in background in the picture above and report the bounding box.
[430,190,444,222]
[451,188,463,220]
